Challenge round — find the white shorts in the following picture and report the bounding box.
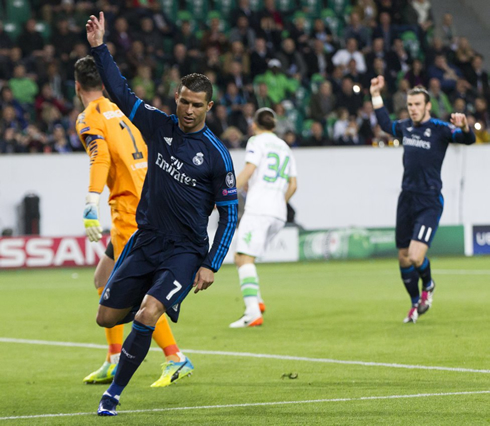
[236,213,285,258]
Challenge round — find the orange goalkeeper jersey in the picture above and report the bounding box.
[77,96,148,214]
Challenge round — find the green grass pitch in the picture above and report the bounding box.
[1,257,490,425]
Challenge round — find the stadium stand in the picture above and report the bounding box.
[0,0,489,153]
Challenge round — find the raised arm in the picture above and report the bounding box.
[449,113,476,145]
[86,12,168,140]
[370,75,402,137]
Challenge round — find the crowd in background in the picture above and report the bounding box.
[0,0,489,154]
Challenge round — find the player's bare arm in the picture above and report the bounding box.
[370,76,385,109]
[285,176,297,203]
[86,12,105,48]
[236,163,257,189]
[193,267,214,293]
[450,113,470,132]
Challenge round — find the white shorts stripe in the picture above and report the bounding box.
[418,225,426,240]
[425,227,433,242]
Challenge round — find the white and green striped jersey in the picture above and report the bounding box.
[243,132,297,221]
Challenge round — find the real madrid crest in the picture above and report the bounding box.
[193,152,204,166]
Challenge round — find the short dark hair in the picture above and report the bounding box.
[74,56,102,91]
[178,73,213,102]
[254,107,276,131]
[407,86,430,103]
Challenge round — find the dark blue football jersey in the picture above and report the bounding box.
[375,107,475,193]
[92,44,238,272]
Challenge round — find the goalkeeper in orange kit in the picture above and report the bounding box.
[75,56,193,387]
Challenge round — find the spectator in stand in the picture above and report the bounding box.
[230,102,256,138]
[254,59,299,105]
[253,82,274,110]
[452,98,467,115]
[454,37,475,78]
[273,103,295,138]
[276,38,307,80]
[345,58,365,88]
[392,78,410,115]
[435,13,457,48]
[336,76,364,116]
[0,105,27,152]
[465,54,489,97]
[450,78,476,111]
[404,58,427,87]
[334,113,364,146]
[9,64,39,107]
[425,36,451,68]
[358,100,376,144]
[310,81,336,123]
[354,0,378,26]
[259,0,284,29]
[51,124,72,154]
[203,46,223,78]
[304,38,331,79]
[372,12,396,52]
[229,15,256,50]
[388,38,412,76]
[221,126,245,149]
[126,40,150,79]
[207,104,230,138]
[344,11,371,52]
[169,43,198,77]
[474,97,490,129]
[223,41,251,76]
[250,38,271,80]
[173,19,199,53]
[283,130,300,148]
[366,38,388,74]
[221,82,247,115]
[201,14,228,53]
[109,17,133,59]
[51,18,82,64]
[256,15,282,52]
[410,0,434,34]
[310,18,337,55]
[428,77,452,120]
[17,19,45,59]
[35,83,66,121]
[332,38,367,74]
[230,0,259,30]
[0,86,27,128]
[304,121,332,147]
[135,16,165,59]
[427,54,461,93]
[22,124,50,153]
[289,12,310,54]
[156,67,181,100]
[132,65,155,100]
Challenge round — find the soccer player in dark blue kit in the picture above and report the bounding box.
[86,13,238,416]
[370,76,475,324]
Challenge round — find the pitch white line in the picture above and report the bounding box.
[1,390,489,421]
[1,337,490,374]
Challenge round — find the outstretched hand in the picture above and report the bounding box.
[86,12,105,48]
[450,113,470,132]
[370,76,385,97]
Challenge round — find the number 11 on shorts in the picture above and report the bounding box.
[166,280,182,300]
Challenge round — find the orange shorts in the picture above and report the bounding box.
[110,209,138,260]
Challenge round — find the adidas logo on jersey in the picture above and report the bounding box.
[164,137,173,146]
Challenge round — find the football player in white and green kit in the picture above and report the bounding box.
[230,108,298,328]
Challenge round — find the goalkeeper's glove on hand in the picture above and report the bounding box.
[83,192,102,242]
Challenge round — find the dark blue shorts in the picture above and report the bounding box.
[396,191,444,249]
[100,230,208,323]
